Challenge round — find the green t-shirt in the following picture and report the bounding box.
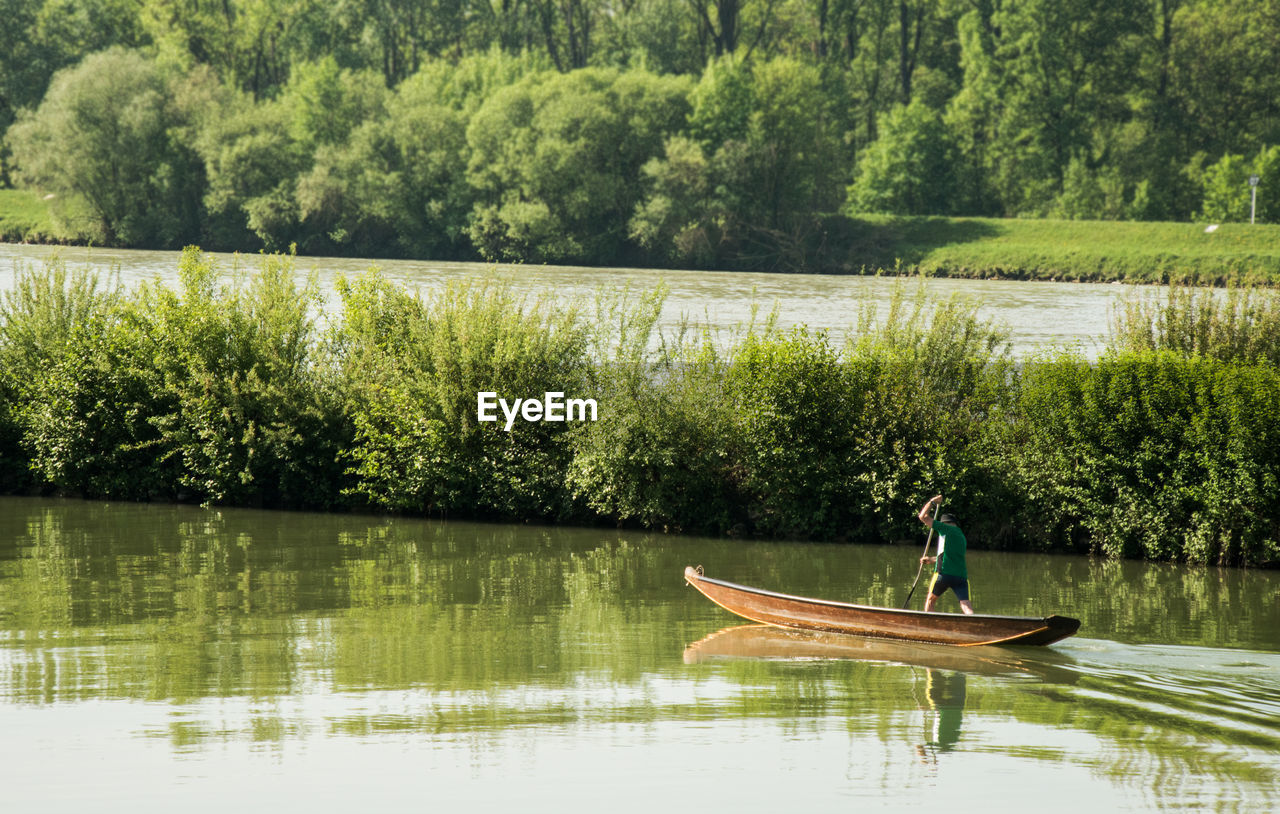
[932,521,968,579]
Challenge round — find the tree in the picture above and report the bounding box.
[1169,0,1280,162]
[6,48,202,245]
[465,67,692,263]
[197,99,308,250]
[847,99,957,215]
[0,0,146,155]
[296,71,476,258]
[948,0,1148,216]
[634,56,841,268]
[196,58,387,251]
[1199,147,1280,223]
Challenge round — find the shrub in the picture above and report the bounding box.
[21,248,343,506]
[1012,351,1280,565]
[337,272,592,519]
[0,260,121,490]
[1111,284,1280,366]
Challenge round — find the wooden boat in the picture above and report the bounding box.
[684,566,1080,647]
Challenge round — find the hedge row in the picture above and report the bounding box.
[1,252,1277,566]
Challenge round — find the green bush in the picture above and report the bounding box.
[1112,284,1280,365]
[3,254,1278,566]
[1012,351,1280,565]
[25,314,174,499]
[19,249,344,506]
[6,48,203,246]
[0,260,123,491]
[567,337,743,534]
[336,272,592,519]
[725,327,859,539]
[571,283,1013,543]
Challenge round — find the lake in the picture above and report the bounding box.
[1,496,1276,812]
[0,243,1131,357]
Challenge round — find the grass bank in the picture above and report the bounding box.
[829,215,1280,284]
[0,189,68,244]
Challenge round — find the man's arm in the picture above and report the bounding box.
[918,494,942,527]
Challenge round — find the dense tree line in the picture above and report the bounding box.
[4,0,1280,266]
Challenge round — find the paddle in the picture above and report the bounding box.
[902,497,941,609]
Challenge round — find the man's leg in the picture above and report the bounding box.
[924,573,941,612]
[954,579,974,614]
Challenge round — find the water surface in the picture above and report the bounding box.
[1,497,1276,811]
[0,243,1125,357]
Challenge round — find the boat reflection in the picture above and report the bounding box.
[682,624,1079,682]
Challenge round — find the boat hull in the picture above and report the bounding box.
[684,567,1080,647]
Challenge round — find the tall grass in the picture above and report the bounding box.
[1112,284,1280,365]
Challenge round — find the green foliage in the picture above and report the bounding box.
[3,256,1280,565]
[629,136,727,267]
[285,58,389,151]
[725,327,859,539]
[633,57,840,269]
[135,249,341,506]
[24,309,174,499]
[1051,156,1142,221]
[1200,147,1280,224]
[1112,284,1280,365]
[573,282,1013,544]
[336,273,592,518]
[848,100,959,216]
[465,67,692,264]
[0,259,120,489]
[10,0,1280,248]
[1012,352,1280,566]
[0,0,145,145]
[18,249,344,506]
[566,337,743,534]
[5,47,203,245]
[1169,0,1280,163]
[688,56,754,151]
[196,98,308,250]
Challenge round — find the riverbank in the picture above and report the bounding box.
[831,215,1280,285]
[3,250,1279,567]
[0,189,65,244]
[5,189,1280,283]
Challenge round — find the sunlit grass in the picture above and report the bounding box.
[854,215,1280,285]
[0,188,67,243]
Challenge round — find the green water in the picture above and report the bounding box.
[1,496,1277,812]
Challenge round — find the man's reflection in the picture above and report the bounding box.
[916,669,966,762]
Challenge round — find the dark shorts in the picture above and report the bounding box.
[929,572,969,601]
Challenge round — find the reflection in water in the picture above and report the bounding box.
[682,624,1079,682]
[1,496,1278,811]
[918,669,965,758]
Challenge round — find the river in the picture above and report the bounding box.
[1,497,1277,812]
[0,243,1130,357]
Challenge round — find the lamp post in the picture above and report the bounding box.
[1249,174,1260,224]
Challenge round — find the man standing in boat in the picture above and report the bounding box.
[917,495,974,614]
